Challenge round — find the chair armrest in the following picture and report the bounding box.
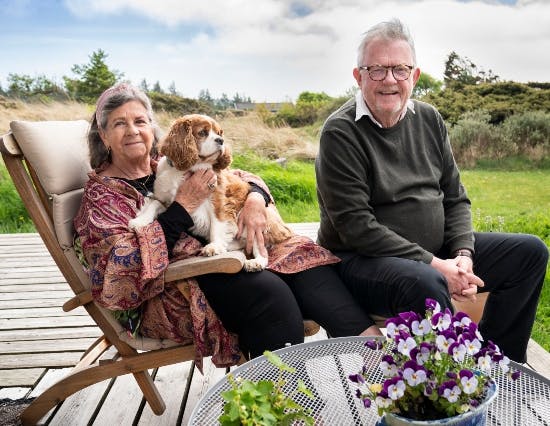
[61,251,245,310]
[164,251,246,282]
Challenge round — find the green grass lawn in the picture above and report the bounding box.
[271,165,550,352]
[2,159,549,351]
[462,169,550,221]
[461,170,550,352]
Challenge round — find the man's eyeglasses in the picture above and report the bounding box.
[358,64,414,81]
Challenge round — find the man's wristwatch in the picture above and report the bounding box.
[453,249,473,259]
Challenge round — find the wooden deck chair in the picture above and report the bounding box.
[0,120,320,425]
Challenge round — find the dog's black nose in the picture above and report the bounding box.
[215,137,224,145]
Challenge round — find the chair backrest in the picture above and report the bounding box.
[9,120,91,249]
[1,120,180,351]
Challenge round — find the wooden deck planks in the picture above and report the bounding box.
[1,228,549,426]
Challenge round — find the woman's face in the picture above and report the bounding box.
[99,100,154,168]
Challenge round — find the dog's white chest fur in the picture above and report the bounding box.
[128,157,259,269]
[155,160,182,205]
[188,201,215,238]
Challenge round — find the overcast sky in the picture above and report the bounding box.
[1,0,548,102]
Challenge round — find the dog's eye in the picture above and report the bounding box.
[198,129,208,137]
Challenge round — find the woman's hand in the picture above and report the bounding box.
[174,169,217,212]
[237,192,268,257]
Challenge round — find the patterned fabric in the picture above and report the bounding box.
[73,160,339,370]
[267,234,340,273]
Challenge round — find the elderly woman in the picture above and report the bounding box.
[74,83,379,368]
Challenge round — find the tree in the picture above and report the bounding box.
[273,91,335,127]
[413,72,442,98]
[216,93,231,110]
[296,91,331,105]
[152,81,163,93]
[63,49,123,103]
[198,89,214,106]
[7,73,66,99]
[443,51,499,89]
[168,81,178,95]
[140,78,150,92]
[7,73,33,96]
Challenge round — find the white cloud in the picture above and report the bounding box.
[7,0,550,100]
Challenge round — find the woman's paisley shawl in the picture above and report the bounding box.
[74,164,339,370]
[267,235,340,273]
[74,167,240,370]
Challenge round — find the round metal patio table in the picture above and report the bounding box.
[189,336,550,425]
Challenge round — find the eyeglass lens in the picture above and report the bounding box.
[368,65,411,81]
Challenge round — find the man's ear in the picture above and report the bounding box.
[412,67,421,86]
[353,67,362,87]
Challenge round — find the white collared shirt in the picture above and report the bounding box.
[354,91,415,127]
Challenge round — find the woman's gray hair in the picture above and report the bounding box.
[88,83,161,169]
[356,18,417,67]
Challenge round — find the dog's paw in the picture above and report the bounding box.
[128,216,150,230]
[201,242,227,257]
[243,256,268,272]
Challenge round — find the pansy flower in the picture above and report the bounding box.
[351,298,520,420]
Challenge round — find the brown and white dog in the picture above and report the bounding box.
[128,113,293,271]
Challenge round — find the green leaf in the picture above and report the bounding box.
[263,350,296,373]
[219,350,315,424]
[297,379,315,398]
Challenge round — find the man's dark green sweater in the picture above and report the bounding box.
[315,98,474,264]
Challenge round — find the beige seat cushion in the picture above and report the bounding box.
[10,120,91,248]
[10,120,91,195]
[52,189,85,249]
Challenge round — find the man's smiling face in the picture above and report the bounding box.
[353,37,420,128]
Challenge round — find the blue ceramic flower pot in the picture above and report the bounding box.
[377,380,498,426]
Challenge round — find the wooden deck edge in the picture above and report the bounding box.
[526,339,550,379]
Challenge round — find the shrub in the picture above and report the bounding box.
[272,91,338,128]
[421,82,550,125]
[449,110,513,167]
[500,111,550,160]
[148,91,213,116]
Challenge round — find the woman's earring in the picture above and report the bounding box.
[106,146,112,161]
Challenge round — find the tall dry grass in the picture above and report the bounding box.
[0,97,91,134]
[1,98,317,160]
[218,112,318,160]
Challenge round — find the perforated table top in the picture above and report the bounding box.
[189,336,550,425]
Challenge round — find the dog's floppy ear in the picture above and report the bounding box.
[213,143,232,171]
[160,117,199,170]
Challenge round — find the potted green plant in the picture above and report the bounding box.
[349,298,520,425]
[219,350,314,425]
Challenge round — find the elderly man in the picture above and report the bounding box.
[315,18,548,362]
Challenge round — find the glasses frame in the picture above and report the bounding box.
[358,64,414,81]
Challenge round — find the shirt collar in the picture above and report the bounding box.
[354,91,415,127]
